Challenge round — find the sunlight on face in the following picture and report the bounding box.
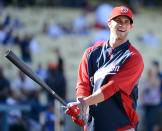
[108,15,133,41]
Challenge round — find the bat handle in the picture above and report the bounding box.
[52,91,67,106]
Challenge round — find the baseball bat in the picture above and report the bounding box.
[5,50,67,106]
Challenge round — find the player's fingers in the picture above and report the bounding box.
[65,104,81,117]
[61,105,67,109]
[65,109,72,116]
[65,108,76,116]
[72,116,85,126]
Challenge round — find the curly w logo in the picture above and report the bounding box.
[121,8,128,13]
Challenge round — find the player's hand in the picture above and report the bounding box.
[72,116,86,126]
[65,98,87,118]
[65,98,87,126]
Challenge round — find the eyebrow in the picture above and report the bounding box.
[114,17,130,23]
[115,17,129,21]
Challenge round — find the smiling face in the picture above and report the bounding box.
[108,15,133,41]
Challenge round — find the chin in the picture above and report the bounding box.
[117,36,125,40]
[117,34,127,40]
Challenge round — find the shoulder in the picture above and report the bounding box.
[129,43,143,62]
[126,44,144,71]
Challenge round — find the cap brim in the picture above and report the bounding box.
[109,15,133,24]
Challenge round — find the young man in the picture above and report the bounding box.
[65,6,144,131]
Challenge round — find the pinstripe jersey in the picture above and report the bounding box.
[76,40,144,131]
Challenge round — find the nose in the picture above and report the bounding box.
[118,23,122,27]
[119,22,127,28]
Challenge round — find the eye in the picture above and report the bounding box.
[125,20,130,24]
[115,19,121,23]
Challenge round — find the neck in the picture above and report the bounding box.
[108,35,128,48]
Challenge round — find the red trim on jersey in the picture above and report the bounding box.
[115,125,135,131]
[76,41,105,98]
[119,92,138,128]
[110,48,113,59]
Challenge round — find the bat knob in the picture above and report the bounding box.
[5,50,11,57]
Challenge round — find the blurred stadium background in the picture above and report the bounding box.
[0,0,162,131]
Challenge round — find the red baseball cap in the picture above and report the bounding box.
[108,6,133,24]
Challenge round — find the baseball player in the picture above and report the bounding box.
[65,6,144,131]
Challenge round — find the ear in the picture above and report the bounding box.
[108,20,111,28]
[130,24,133,29]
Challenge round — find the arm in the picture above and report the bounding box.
[83,88,104,106]
[75,48,105,105]
[65,49,90,126]
[75,49,91,98]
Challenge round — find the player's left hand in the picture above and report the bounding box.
[65,98,87,117]
[65,98,87,126]
[72,116,86,126]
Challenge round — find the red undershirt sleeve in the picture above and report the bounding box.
[76,49,91,98]
[101,53,144,100]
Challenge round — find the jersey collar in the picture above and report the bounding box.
[106,40,130,52]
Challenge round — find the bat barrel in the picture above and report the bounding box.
[5,50,67,107]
